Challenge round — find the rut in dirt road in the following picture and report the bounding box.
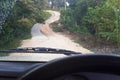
[31,23,48,41]
[19,10,93,54]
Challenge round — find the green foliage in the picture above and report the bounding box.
[61,0,120,43]
[0,0,50,49]
[83,0,120,43]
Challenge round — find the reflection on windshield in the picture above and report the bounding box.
[0,0,120,60]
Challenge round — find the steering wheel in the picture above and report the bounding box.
[19,54,120,80]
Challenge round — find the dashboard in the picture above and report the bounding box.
[0,54,120,80]
[0,61,120,80]
[0,61,44,80]
[55,72,120,80]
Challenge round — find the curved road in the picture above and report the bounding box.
[31,23,48,41]
[20,10,93,54]
[30,11,60,41]
[45,10,60,24]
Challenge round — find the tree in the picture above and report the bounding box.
[61,0,120,43]
[0,0,50,49]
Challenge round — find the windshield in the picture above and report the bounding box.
[0,0,119,61]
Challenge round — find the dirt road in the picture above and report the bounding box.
[20,11,93,54]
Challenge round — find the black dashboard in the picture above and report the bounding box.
[0,61,44,80]
[0,61,120,80]
[54,72,120,80]
[0,54,120,80]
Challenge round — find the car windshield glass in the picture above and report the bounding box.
[0,0,120,61]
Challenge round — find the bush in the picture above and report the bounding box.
[61,0,120,43]
[0,0,50,49]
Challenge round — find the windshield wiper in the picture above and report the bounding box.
[0,47,81,55]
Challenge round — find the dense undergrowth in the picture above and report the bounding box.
[61,0,120,44]
[0,0,50,49]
